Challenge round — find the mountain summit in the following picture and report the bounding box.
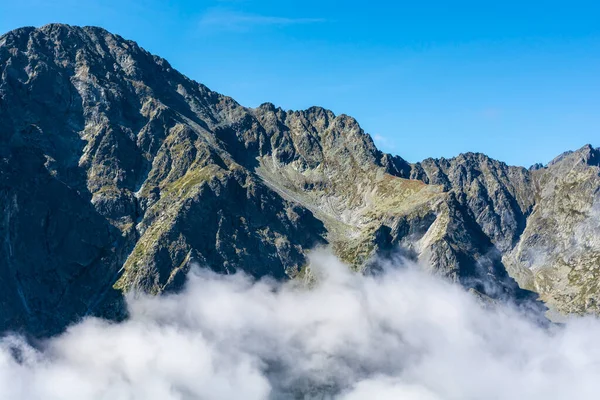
[1,24,598,335]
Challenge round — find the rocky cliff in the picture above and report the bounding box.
[0,24,598,336]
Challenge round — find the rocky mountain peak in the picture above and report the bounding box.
[574,144,600,167]
[548,144,600,169]
[1,24,598,337]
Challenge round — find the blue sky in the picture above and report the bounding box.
[1,1,599,166]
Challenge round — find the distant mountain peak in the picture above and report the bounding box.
[548,143,600,168]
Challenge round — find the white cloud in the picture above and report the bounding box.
[198,9,325,31]
[373,133,388,143]
[372,134,397,151]
[1,249,600,399]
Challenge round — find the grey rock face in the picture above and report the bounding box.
[410,153,535,252]
[504,145,600,314]
[0,24,327,335]
[0,24,596,335]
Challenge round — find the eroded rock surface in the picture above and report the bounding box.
[0,24,597,335]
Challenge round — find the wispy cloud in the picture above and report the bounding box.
[481,107,503,120]
[199,8,326,31]
[373,134,389,144]
[373,133,397,151]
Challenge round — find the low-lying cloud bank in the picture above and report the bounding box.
[2,251,600,399]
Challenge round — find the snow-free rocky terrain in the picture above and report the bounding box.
[1,24,599,336]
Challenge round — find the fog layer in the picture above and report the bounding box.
[1,251,599,399]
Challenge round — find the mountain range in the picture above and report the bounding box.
[1,24,598,336]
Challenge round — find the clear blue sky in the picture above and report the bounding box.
[2,1,599,166]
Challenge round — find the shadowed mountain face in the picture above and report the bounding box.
[0,24,597,336]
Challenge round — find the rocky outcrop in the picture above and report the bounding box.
[0,24,331,335]
[0,24,597,335]
[410,153,535,252]
[405,147,600,314]
[504,145,600,314]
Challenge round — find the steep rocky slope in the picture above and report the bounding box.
[504,145,600,314]
[0,24,597,335]
[407,147,600,314]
